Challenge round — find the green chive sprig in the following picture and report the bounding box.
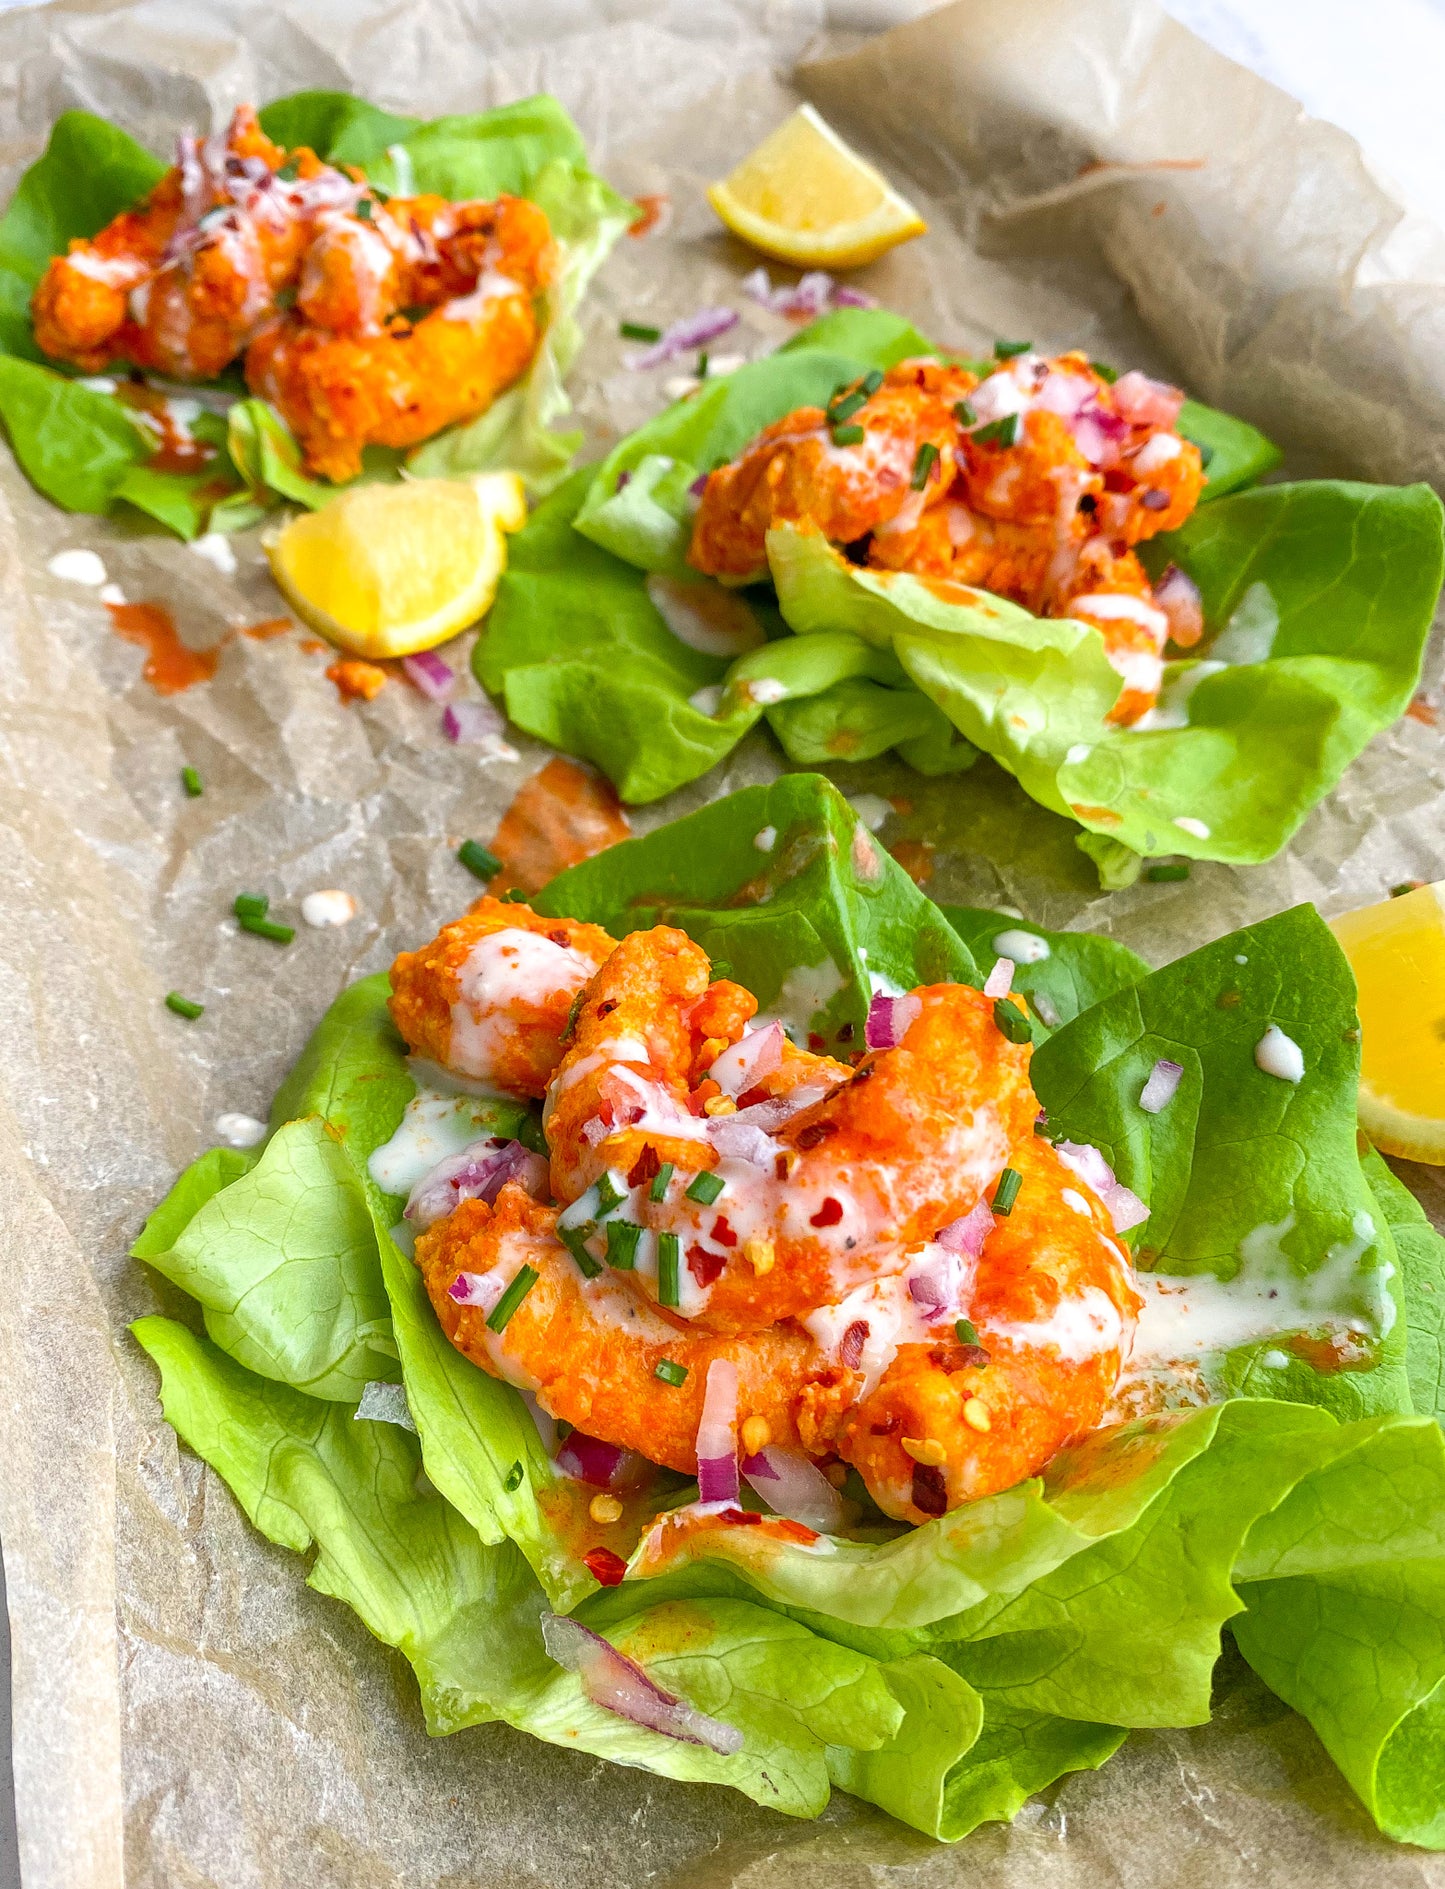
[233,892,269,921]
[620,320,661,342]
[992,1167,1023,1216]
[606,1220,643,1270]
[165,992,204,1020]
[487,1265,539,1333]
[993,339,1032,359]
[954,1318,980,1347]
[595,1173,625,1216]
[685,1171,725,1205]
[181,766,203,798]
[1090,360,1118,383]
[658,1231,681,1308]
[953,399,977,426]
[240,914,295,944]
[649,1162,675,1203]
[559,1225,602,1279]
[911,442,940,490]
[992,998,1031,1044]
[654,1359,687,1387]
[830,422,865,447]
[973,414,1020,449]
[458,840,501,882]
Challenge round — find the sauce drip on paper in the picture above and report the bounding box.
[105,601,220,694]
[489,758,632,894]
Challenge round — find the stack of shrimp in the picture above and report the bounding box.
[388,895,1142,1530]
[688,352,1208,724]
[31,105,556,481]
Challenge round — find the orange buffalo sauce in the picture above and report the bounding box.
[106,601,221,693]
[489,758,632,895]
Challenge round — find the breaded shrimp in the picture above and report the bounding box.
[388,896,616,1098]
[836,1138,1141,1522]
[551,934,1038,1334]
[688,359,977,584]
[416,1184,817,1471]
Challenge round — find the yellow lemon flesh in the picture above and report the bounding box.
[264,472,527,659]
[707,105,926,271]
[1330,881,1445,1164]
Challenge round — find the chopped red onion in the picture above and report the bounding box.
[740,265,870,318]
[442,698,506,744]
[865,991,922,1050]
[695,1359,738,1503]
[447,1269,503,1310]
[402,649,456,702]
[705,1117,777,1166]
[688,471,710,497]
[1111,370,1184,429]
[540,1612,744,1754]
[1054,1140,1150,1234]
[936,1197,993,1259]
[555,1430,648,1491]
[1139,1058,1184,1114]
[740,1446,846,1533]
[1141,488,1171,511]
[1154,564,1204,648]
[906,1244,972,1314]
[708,1021,784,1098]
[616,468,632,490]
[983,957,1013,999]
[625,306,739,369]
[832,285,877,309]
[406,1137,547,1229]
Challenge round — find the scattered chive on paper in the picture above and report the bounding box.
[830,423,865,447]
[994,338,1031,358]
[658,1231,681,1308]
[233,892,269,921]
[992,997,1032,1043]
[605,1220,643,1270]
[486,1264,539,1333]
[654,1359,687,1387]
[240,914,295,944]
[503,1461,524,1492]
[457,839,501,881]
[974,414,1020,449]
[181,766,203,798]
[620,320,662,342]
[1146,863,1191,882]
[993,1167,1023,1216]
[650,1161,675,1202]
[559,1225,602,1279]
[911,441,939,490]
[165,992,204,1020]
[685,1170,725,1205]
[595,1173,625,1216]
[953,399,977,426]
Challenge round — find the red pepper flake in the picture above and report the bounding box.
[721,1507,764,1526]
[911,1463,948,1517]
[627,1145,661,1189]
[711,1215,738,1248]
[793,1121,836,1151]
[870,1414,902,1437]
[807,1031,828,1054]
[688,1243,726,1286]
[327,658,388,702]
[1407,694,1440,727]
[628,192,671,238]
[774,1153,790,1181]
[583,1546,628,1586]
[839,1319,869,1369]
[809,1197,843,1228]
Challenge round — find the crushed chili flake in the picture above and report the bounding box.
[583,1546,628,1586]
[1407,694,1440,727]
[627,1145,661,1189]
[870,1414,902,1437]
[793,1121,836,1151]
[809,1197,843,1228]
[243,617,293,641]
[839,1319,869,1370]
[807,1031,828,1054]
[911,1462,948,1516]
[687,1243,726,1287]
[720,1507,764,1525]
[930,1341,991,1373]
[711,1215,738,1247]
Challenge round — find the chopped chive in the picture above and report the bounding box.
[710,959,733,981]
[559,1224,602,1279]
[953,399,977,426]
[503,1460,524,1492]
[954,1318,980,1346]
[620,320,662,342]
[696,350,709,378]
[356,197,373,221]
[1392,882,1423,898]
[606,1219,643,1270]
[239,914,295,944]
[165,991,204,1020]
[658,1231,681,1308]
[502,887,530,903]
[685,1170,725,1205]
[181,766,203,798]
[649,1161,675,1202]
[992,997,1032,1044]
[276,158,301,182]
[830,423,865,447]
[654,1358,688,1387]
[1090,360,1118,383]
[594,1173,625,1216]
[827,388,869,425]
[458,839,501,881]
[233,891,269,920]
[1033,1115,1052,1135]
[1146,862,1191,883]
[993,338,1031,359]
[486,1264,539,1333]
[911,441,940,490]
[992,1167,1023,1216]
[565,989,586,1037]
[860,369,884,397]
[973,414,1020,449]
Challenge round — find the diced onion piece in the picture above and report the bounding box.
[1111,370,1184,428]
[695,1359,739,1503]
[740,1446,844,1534]
[1054,1139,1150,1233]
[540,1612,744,1754]
[442,698,506,744]
[708,1020,784,1098]
[406,1137,547,1229]
[625,306,739,369]
[865,991,922,1050]
[936,1197,993,1259]
[1139,1058,1184,1114]
[983,957,1013,999]
[402,649,455,701]
[1154,564,1204,648]
[706,1117,777,1166]
[555,1430,648,1491]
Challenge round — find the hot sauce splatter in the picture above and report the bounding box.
[105,601,221,694]
[112,382,216,474]
[1407,694,1440,728]
[489,757,632,895]
[327,658,388,701]
[244,617,294,641]
[889,839,935,887]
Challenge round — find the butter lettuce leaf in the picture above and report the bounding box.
[939,904,1148,1037]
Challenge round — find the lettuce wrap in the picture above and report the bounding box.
[478,309,1444,875]
[131,774,1445,1845]
[0,93,631,535]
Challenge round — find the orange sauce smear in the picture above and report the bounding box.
[244,617,294,641]
[112,383,216,474]
[628,193,670,238]
[889,838,935,887]
[489,757,632,895]
[106,601,222,694]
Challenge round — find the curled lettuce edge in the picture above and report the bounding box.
[127,774,1445,1845]
[0,94,628,533]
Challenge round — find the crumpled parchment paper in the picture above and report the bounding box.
[1,0,1443,1883]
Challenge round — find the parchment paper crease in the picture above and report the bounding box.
[0,0,1442,1883]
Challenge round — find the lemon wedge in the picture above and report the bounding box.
[707,105,926,271]
[1330,881,1445,1163]
[264,472,527,659]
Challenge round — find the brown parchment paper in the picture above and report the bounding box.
[1,0,1444,1883]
